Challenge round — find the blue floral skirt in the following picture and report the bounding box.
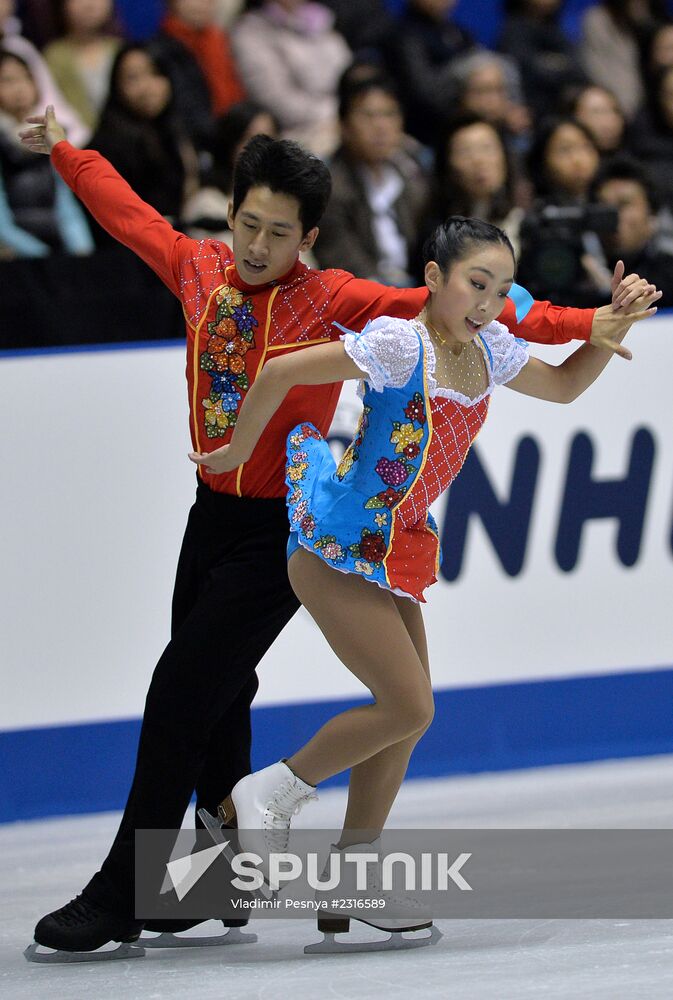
[284,422,437,602]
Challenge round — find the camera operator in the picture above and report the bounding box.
[517,116,616,305]
[593,155,673,302]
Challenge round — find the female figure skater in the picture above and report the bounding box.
[190,215,657,935]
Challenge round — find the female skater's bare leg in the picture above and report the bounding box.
[337,596,431,845]
[285,549,434,797]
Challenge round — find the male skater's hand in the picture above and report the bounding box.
[19,105,67,155]
[610,260,656,311]
[589,261,661,360]
[189,445,240,475]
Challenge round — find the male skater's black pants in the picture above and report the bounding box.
[84,481,300,917]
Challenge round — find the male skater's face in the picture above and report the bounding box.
[228,186,318,285]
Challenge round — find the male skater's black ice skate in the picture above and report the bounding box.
[25,895,256,963]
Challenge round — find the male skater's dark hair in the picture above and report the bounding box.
[233,135,332,234]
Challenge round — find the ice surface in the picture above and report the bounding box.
[3,757,673,1000]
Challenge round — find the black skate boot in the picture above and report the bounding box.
[25,893,145,964]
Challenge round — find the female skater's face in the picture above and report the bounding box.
[228,186,318,285]
[425,243,514,346]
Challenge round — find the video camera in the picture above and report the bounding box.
[517,203,618,302]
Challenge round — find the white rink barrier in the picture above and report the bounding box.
[1,320,672,820]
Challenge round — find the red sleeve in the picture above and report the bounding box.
[50,141,231,297]
[327,272,428,333]
[500,296,594,345]
[326,271,594,345]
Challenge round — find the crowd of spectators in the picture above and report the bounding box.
[3,0,673,307]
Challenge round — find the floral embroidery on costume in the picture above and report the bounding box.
[336,447,354,480]
[314,535,346,562]
[404,393,425,425]
[390,422,424,455]
[364,390,428,506]
[354,559,374,575]
[349,527,387,566]
[299,423,322,441]
[288,462,308,483]
[300,514,316,538]
[374,457,412,488]
[364,487,405,510]
[336,405,371,481]
[199,285,258,438]
[291,500,309,523]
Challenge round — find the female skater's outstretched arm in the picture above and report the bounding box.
[189,340,364,474]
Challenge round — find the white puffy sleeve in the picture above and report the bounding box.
[482,320,529,386]
[339,316,420,392]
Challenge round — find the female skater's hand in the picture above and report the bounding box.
[188,444,242,475]
[19,106,67,154]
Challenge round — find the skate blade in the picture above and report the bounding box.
[141,926,257,948]
[198,807,233,845]
[24,941,145,964]
[304,923,442,955]
[198,807,276,902]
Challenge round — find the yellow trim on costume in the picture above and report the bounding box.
[234,284,281,497]
[382,329,434,589]
[426,522,441,576]
[266,337,331,352]
[475,332,491,387]
[181,305,197,331]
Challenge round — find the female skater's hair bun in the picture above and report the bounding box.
[422,215,515,273]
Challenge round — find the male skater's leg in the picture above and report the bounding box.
[194,672,259,820]
[34,488,299,951]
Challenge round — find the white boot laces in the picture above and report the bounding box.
[262,777,318,851]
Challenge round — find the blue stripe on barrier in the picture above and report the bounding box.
[0,339,184,361]
[1,667,672,824]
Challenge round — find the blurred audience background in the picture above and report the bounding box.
[3,0,673,342]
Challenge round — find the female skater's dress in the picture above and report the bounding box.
[285,316,529,601]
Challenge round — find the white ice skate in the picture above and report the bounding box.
[199,761,318,886]
[306,839,442,955]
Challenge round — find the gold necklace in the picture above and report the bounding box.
[425,317,463,356]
